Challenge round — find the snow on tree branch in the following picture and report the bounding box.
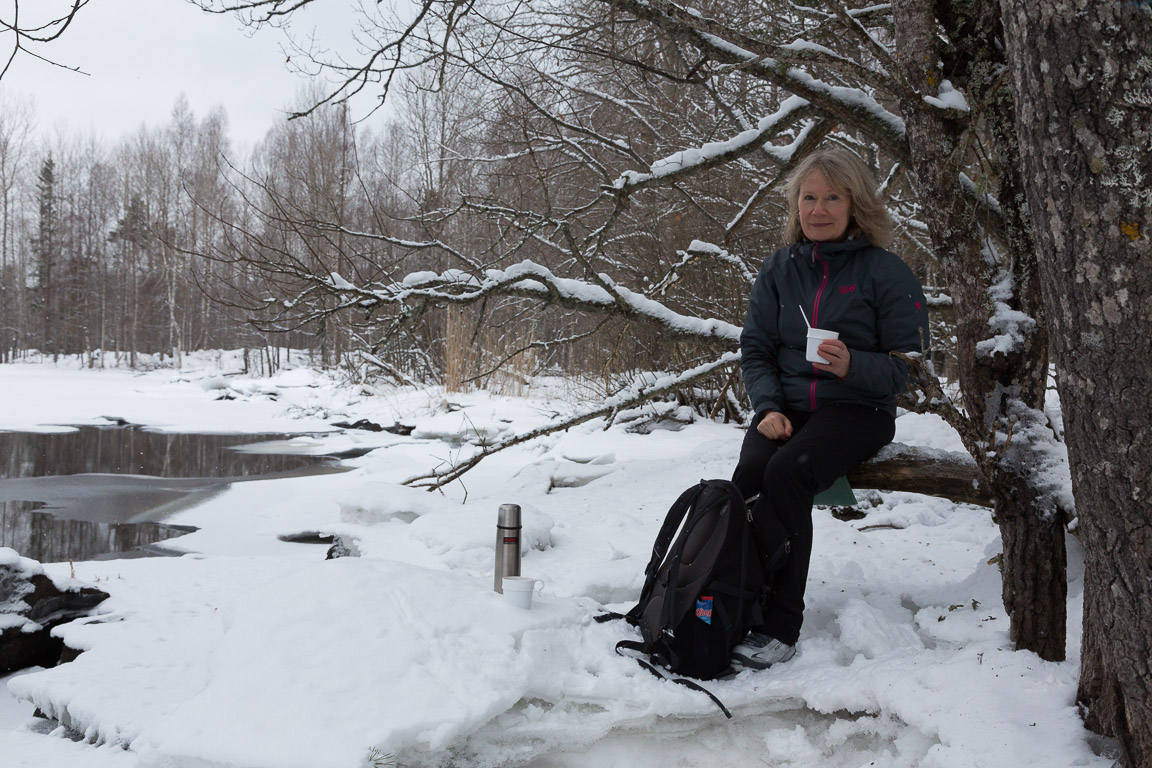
[992,398,1074,524]
[652,241,757,294]
[369,260,743,343]
[609,96,817,192]
[600,0,908,156]
[976,264,1037,361]
[922,79,969,115]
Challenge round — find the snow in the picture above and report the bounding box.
[614,96,811,189]
[398,260,743,342]
[0,353,346,434]
[0,353,1109,768]
[0,548,43,577]
[976,247,1038,360]
[923,80,970,113]
[328,272,357,290]
[0,549,44,632]
[678,241,759,285]
[693,31,906,140]
[0,614,39,634]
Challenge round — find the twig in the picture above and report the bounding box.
[405,352,739,489]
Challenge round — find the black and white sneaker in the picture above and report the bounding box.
[731,632,796,670]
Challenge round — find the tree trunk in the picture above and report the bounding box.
[893,0,1067,661]
[999,0,1152,764]
[998,506,1068,661]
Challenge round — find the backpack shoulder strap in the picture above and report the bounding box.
[625,480,707,622]
[711,479,749,526]
[646,480,708,576]
[614,641,733,719]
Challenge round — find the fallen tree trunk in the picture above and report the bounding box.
[848,442,991,507]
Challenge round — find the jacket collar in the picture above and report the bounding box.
[792,236,871,260]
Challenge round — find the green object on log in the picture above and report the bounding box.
[813,474,857,507]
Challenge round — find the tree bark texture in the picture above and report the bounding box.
[893,0,1067,661]
[999,0,1152,763]
[849,443,991,507]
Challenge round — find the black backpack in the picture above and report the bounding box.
[600,479,791,716]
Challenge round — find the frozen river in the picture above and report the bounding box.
[0,427,344,561]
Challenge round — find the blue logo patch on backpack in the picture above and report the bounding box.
[695,596,714,625]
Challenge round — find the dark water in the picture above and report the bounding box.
[0,427,340,562]
[0,499,196,562]
[0,428,331,480]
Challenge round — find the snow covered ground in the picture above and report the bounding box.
[0,352,1112,767]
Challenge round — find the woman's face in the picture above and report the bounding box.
[798,170,852,243]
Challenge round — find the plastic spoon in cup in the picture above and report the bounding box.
[799,304,812,330]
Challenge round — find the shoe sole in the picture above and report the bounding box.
[730,650,795,671]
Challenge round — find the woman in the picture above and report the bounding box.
[729,147,929,670]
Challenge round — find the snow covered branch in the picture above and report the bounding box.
[599,0,909,157]
[653,241,757,294]
[355,260,743,344]
[608,96,819,193]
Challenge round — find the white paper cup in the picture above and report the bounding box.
[502,576,544,609]
[805,328,839,364]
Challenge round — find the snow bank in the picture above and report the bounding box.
[0,359,1111,768]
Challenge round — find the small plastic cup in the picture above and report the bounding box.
[805,328,839,364]
[501,576,544,609]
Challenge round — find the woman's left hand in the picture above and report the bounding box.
[815,339,851,379]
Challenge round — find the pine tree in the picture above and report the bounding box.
[30,155,58,357]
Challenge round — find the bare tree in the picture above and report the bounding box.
[195,0,1072,660]
[179,105,240,352]
[1,86,256,363]
[0,0,89,80]
[0,90,35,360]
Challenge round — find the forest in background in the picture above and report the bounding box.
[0,75,946,393]
[0,87,498,377]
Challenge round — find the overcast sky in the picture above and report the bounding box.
[1,0,376,151]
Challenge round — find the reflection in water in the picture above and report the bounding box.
[0,500,193,563]
[0,426,341,562]
[0,427,330,480]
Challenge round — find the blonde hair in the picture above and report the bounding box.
[783,147,894,249]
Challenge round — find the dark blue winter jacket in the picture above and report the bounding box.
[740,236,929,417]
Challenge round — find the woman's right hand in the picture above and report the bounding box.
[757,411,793,441]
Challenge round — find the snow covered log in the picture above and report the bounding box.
[848,442,990,507]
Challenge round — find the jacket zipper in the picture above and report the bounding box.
[810,244,830,410]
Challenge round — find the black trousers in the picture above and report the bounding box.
[731,403,895,645]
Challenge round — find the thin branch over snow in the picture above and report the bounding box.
[653,241,758,293]
[405,352,741,489]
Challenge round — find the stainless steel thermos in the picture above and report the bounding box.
[494,503,522,592]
